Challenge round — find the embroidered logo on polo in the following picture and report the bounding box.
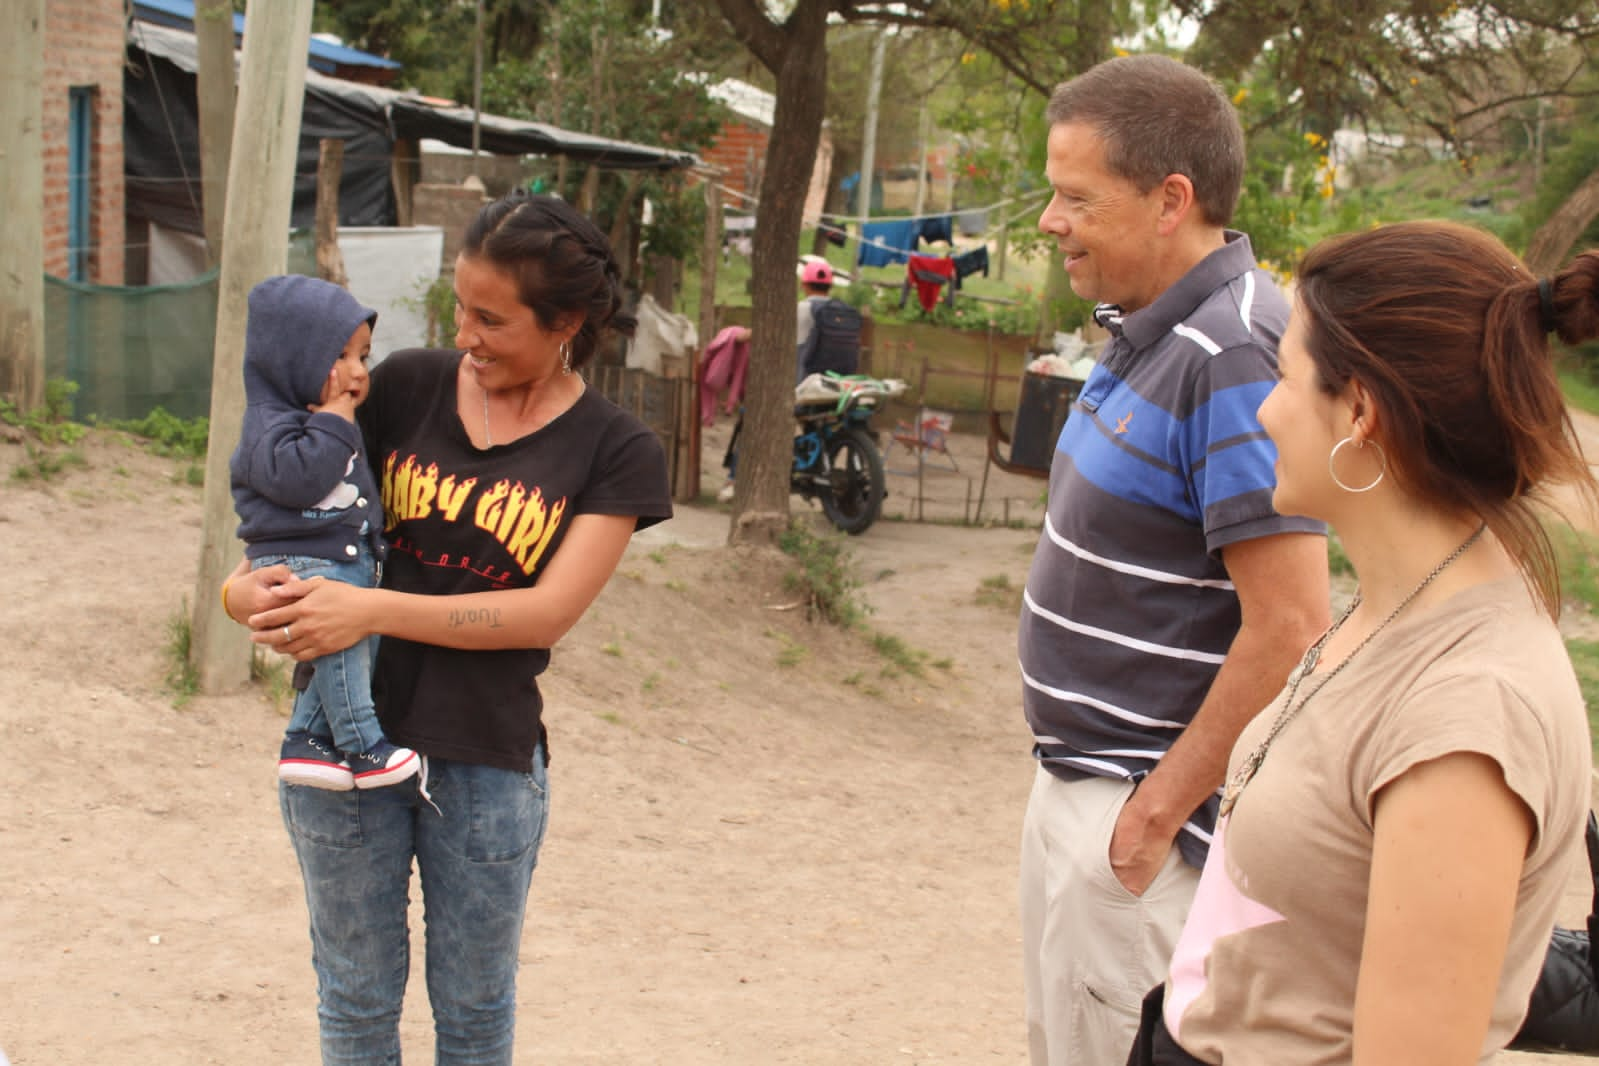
[1113,411,1134,435]
[381,452,567,578]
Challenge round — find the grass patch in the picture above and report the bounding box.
[164,601,200,706]
[770,630,809,668]
[778,520,870,627]
[975,573,1023,611]
[1559,368,1599,419]
[1563,639,1599,759]
[1549,524,1599,613]
[601,641,624,658]
[871,631,927,678]
[251,649,295,716]
[10,445,88,483]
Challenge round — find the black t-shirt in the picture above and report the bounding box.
[358,348,672,771]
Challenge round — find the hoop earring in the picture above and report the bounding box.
[560,340,572,375]
[1328,436,1386,493]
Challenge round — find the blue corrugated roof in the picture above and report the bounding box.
[132,0,401,72]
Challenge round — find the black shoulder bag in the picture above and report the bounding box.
[1509,813,1599,1053]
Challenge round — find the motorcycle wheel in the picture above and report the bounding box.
[819,426,885,534]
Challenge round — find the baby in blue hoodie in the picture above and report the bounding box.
[231,275,418,791]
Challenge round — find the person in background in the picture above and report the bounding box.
[221,191,672,1065]
[1017,54,1330,1066]
[796,256,836,375]
[1138,221,1597,1066]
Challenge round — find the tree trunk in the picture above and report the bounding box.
[315,139,349,288]
[1524,164,1599,276]
[608,170,645,287]
[718,0,831,546]
[647,254,678,312]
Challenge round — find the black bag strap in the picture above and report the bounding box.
[1586,812,1598,984]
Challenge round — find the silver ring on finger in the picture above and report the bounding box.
[283,625,292,644]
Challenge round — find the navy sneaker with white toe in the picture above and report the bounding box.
[279,732,355,790]
[349,740,420,790]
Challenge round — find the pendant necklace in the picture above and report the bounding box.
[1217,522,1487,818]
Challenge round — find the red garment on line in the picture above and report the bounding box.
[906,255,956,312]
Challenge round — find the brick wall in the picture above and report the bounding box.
[43,0,126,285]
[700,121,770,207]
[701,120,832,224]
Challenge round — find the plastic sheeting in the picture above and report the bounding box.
[125,19,698,239]
[627,294,698,377]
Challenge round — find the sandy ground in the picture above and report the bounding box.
[0,416,1593,1065]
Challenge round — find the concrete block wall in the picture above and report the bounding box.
[412,183,491,273]
[43,0,126,285]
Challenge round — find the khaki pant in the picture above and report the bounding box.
[1020,768,1201,1066]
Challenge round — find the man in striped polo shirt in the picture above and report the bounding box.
[1017,56,1330,1066]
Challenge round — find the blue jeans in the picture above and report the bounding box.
[280,754,550,1065]
[253,550,383,755]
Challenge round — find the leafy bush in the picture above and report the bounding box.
[778,519,870,628]
[2,379,87,446]
[109,407,210,458]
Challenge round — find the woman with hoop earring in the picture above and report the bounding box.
[1130,220,1599,1065]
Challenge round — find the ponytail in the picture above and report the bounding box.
[1296,222,1599,617]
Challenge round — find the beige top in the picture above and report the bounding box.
[1166,577,1592,1065]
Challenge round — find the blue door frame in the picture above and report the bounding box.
[68,86,93,283]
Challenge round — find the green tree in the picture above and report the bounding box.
[478,0,728,287]
[1176,0,1599,153]
[313,0,476,99]
[1519,69,1599,271]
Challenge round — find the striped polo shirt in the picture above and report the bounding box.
[1017,233,1322,868]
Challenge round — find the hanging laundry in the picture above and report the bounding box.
[814,217,849,248]
[916,214,953,246]
[858,219,919,268]
[904,255,957,313]
[699,326,751,426]
[952,246,990,288]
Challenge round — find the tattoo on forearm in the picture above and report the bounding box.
[448,607,505,629]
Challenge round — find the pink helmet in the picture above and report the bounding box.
[801,259,835,286]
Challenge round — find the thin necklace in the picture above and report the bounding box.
[481,386,493,447]
[1218,522,1488,818]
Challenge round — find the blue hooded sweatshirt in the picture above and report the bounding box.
[230,275,386,563]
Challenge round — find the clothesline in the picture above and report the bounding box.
[712,182,1049,238]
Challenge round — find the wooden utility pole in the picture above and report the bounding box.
[315,139,348,287]
[195,0,236,269]
[697,177,722,351]
[1,0,46,411]
[191,0,316,692]
[857,30,886,234]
